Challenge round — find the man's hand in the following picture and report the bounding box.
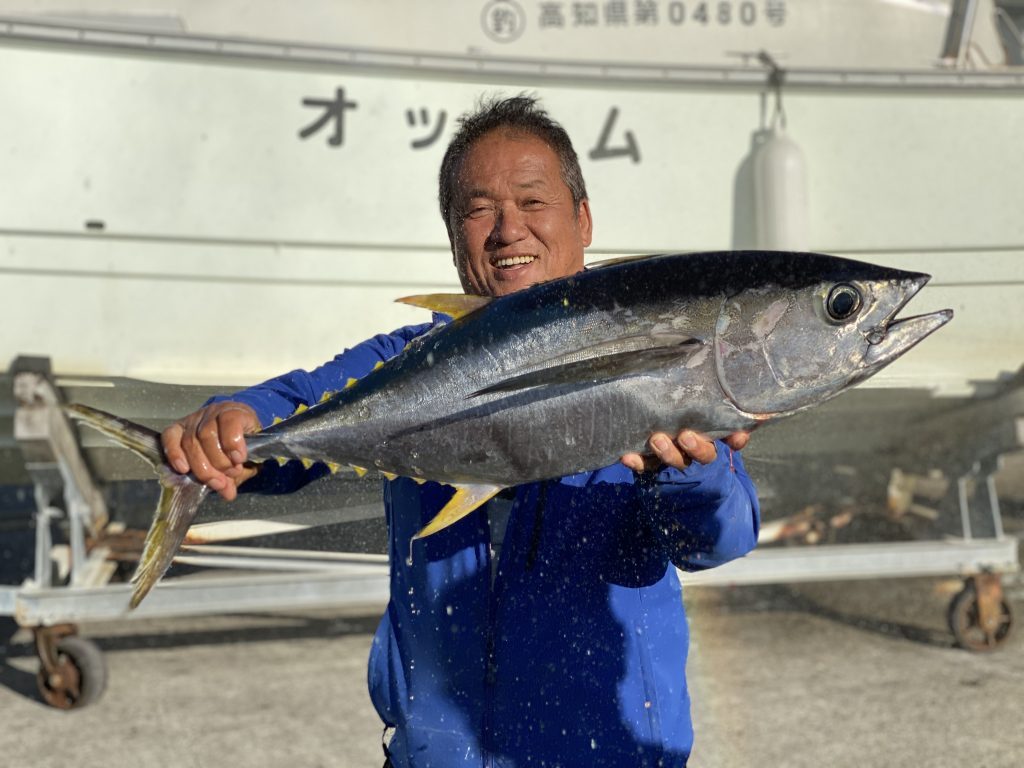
[620,430,750,473]
[161,402,261,501]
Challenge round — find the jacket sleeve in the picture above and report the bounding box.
[643,441,760,571]
[205,322,434,427]
[203,321,434,494]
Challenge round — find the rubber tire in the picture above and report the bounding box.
[37,635,109,709]
[947,583,1013,652]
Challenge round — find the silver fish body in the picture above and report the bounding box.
[246,250,951,486]
[66,250,952,607]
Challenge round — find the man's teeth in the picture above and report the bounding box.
[495,256,536,268]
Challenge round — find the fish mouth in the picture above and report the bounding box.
[856,272,948,368]
[863,307,954,368]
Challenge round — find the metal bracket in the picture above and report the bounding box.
[13,366,112,591]
[957,455,1007,541]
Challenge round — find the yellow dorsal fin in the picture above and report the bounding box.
[412,484,504,541]
[396,293,491,320]
[350,465,368,477]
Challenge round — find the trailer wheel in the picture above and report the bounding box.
[947,577,1013,652]
[36,634,108,709]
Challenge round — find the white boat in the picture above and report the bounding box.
[0,0,1020,393]
[0,2,1021,692]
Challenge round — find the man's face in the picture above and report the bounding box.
[450,130,593,297]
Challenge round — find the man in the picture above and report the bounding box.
[163,96,758,767]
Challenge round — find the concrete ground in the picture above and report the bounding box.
[1,573,1022,768]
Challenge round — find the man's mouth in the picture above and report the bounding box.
[493,255,537,269]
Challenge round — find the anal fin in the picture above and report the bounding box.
[412,484,504,541]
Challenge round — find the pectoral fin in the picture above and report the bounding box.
[412,483,504,540]
[470,337,705,397]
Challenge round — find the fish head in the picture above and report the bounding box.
[714,259,953,418]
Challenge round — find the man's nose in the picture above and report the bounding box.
[489,203,528,245]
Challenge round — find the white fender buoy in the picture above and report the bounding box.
[751,125,808,251]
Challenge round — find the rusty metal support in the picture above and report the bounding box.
[33,623,81,709]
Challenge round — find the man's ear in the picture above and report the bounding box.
[577,199,593,247]
[445,220,458,263]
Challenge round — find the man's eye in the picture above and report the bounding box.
[464,206,491,219]
[522,199,544,208]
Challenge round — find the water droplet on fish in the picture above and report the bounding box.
[590,739,597,749]
[411,451,420,460]
[446,605,453,615]
[408,587,415,595]
[405,556,413,567]
[426,352,435,366]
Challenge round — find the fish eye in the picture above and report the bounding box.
[825,284,862,321]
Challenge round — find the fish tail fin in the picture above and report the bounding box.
[65,404,209,609]
[65,403,164,466]
[129,472,209,608]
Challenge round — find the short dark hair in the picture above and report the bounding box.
[438,94,588,235]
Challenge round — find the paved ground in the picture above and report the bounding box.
[1,573,1022,768]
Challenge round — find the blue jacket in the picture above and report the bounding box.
[214,321,760,768]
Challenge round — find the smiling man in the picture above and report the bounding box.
[442,122,592,297]
[162,96,758,767]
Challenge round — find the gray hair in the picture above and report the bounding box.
[438,94,588,236]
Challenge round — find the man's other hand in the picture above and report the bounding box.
[620,430,750,473]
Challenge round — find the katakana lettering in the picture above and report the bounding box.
[406,108,448,149]
[589,107,641,164]
[298,87,358,147]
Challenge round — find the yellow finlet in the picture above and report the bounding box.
[396,293,491,320]
[300,458,315,470]
[380,471,399,481]
[374,361,384,370]
[274,456,288,466]
[319,390,337,403]
[344,377,358,389]
[350,465,368,477]
[271,416,284,426]
[412,484,504,541]
[293,403,309,415]
[326,462,343,474]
